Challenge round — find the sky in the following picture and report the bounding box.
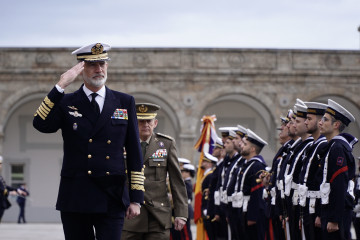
[1,0,360,50]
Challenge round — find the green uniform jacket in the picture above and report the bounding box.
[123,132,188,231]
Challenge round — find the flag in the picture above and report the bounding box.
[193,115,218,240]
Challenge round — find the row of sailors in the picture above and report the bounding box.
[200,98,358,240]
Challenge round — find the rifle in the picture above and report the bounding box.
[300,207,306,240]
[281,196,291,240]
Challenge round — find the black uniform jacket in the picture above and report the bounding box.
[33,85,144,213]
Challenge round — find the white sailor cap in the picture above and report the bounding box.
[235,125,247,138]
[228,130,237,140]
[182,164,195,172]
[212,137,224,149]
[304,102,327,116]
[178,158,191,164]
[203,152,218,163]
[219,127,238,138]
[245,129,268,149]
[326,99,355,126]
[294,103,307,119]
[296,98,306,106]
[72,43,111,62]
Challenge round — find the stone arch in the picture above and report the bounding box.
[1,85,52,133]
[194,92,276,164]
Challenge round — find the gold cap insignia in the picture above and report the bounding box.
[138,105,148,113]
[91,43,104,55]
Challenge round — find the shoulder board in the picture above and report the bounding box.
[156,132,174,140]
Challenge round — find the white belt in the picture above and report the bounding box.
[220,189,228,204]
[307,190,320,198]
[243,196,251,212]
[291,182,298,190]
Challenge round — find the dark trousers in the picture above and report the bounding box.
[353,216,360,240]
[303,212,321,240]
[61,211,124,240]
[204,218,217,240]
[321,215,345,240]
[0,208,4,222]
[18,202,26,223]
[268,216,285,240]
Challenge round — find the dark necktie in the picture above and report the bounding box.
[90,93,100,116]
[141,142,147,159]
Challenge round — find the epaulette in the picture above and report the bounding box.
[156,132,174,140]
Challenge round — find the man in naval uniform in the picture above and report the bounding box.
[318,99,357,240]
[298,102,328,240]
[122,103,188,240]
[201,152,218,240]
[33,43,144,240]
[237,129,268,240]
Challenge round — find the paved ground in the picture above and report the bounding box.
[0,223,197,240]
[0,222,356,239]
[0,223,64,240]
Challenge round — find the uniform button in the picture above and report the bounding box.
[107,140,111,144]
[106,172,110,175]
[157,163,160,166]
[106,156,110,160]
[161,203,164,206]
[89,139,93,143]
[88,170,92,175]
[143,201,146,204]
[88,154,92,159]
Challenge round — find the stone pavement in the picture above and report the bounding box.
[0,223,64,240]
[0,223,197,240]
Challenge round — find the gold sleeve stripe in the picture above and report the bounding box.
[132,180,144,185]
[41,102,51,112]
[36,109,46,120]
[131,171,144,175]
[131,184,145,192]
[38,107,48,118]
[39,105,50,115]
[44,96,54,108]
[132,176,145,181]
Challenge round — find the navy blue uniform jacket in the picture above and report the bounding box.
[33,85,144,214]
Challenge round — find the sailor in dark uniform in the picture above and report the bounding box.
[213,127,238,240]
[181,163,195,240]
[33,43,144,240]
[282,101,314,240]
[298,102,328,240]
[353,157,360,240]
[226,126,247,240]
[318,99,357,240]
[203,141,223,240]
[265,113,292,240]
[236,129,268,240]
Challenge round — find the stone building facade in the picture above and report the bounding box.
[1,47,360,222]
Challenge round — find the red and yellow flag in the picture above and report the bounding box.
[193,115,218,240]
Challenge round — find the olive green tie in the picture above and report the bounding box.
[141,142,147,159]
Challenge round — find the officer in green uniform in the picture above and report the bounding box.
[122,103,188,240]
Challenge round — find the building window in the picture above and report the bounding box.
[11,164,25,188]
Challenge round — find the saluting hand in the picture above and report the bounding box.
[57,61,85,89]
